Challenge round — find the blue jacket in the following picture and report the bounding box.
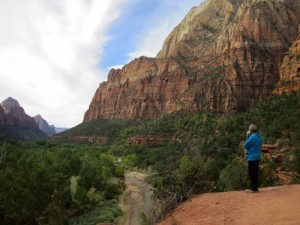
[243,132,263,161]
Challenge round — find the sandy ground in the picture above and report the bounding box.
[118,171,153,225]
[157,184,300,225]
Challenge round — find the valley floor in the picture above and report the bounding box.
[158,184,300,225]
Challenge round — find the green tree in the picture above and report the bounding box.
[0,146,70,225]
[77,160,99,190]
[178,155,219,193]
[74,186,89,205]
[123,154,138,167]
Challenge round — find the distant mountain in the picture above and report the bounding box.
[1,97,38,127]
[55,127,69,133]
[0,97,47,141]
[34,114,56,136]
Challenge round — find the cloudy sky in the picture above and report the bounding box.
[0,0,202,128]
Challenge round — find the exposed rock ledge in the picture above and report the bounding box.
[51,135,108,145]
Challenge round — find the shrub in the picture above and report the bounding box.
[259,157,279,187]
[217,157,248,191]
[68,200,121,225]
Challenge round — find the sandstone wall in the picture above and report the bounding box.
[273,34,300,93]
[84,0,300,121]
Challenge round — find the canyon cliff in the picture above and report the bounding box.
[0,97,47,140]
[84,0,300,121]
[34,114,56,136]
[1,97,38,128]
[273,33,300,93]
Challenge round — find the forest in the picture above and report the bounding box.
[1,91,300,224]
[0,142,124,225]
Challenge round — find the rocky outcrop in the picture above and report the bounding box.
[85,57,190,120]
[273,34,300,94]
[51,135,108,145]
[84,0,300,121]
[126,135,166,145]
[34,114,56,136]
[0,97,47,140]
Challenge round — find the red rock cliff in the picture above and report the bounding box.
[273,33,300,94]
[84,0,300,121]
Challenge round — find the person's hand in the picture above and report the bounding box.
[246,130,250,139]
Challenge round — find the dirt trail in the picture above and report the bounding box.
[118,171,153,225]
[158,184,300,225]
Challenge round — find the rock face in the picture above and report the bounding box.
[0,97,47,140]
[125,135,166,145]
[273,34,300,93]
[34,114,56,136]
[84,0,300,121]
[51,135,108,145]
[1,97,38,127]
[0,105,7,125]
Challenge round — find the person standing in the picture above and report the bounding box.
[243,124,263,193]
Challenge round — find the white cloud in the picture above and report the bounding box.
[0,0,129,127]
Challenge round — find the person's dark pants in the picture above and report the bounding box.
[248,160,260,191]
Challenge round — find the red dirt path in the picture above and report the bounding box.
[157,184,300,225]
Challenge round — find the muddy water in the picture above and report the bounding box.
[118,171,154,225]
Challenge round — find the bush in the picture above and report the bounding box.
[259,157,279,187]
[217,157,248,191]
[217,156,278,191]
[123,154,138,167]
[293,148,300,174]
[104,183,122,199]
[68,200,121,225]
[178,155,219,193]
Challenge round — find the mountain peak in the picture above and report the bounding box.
[34,114,42,120]
[34,114,56,136]
[1,97,20,108]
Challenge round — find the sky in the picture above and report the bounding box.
[0,0,202,128]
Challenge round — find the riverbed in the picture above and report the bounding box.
[118,171,154,225]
